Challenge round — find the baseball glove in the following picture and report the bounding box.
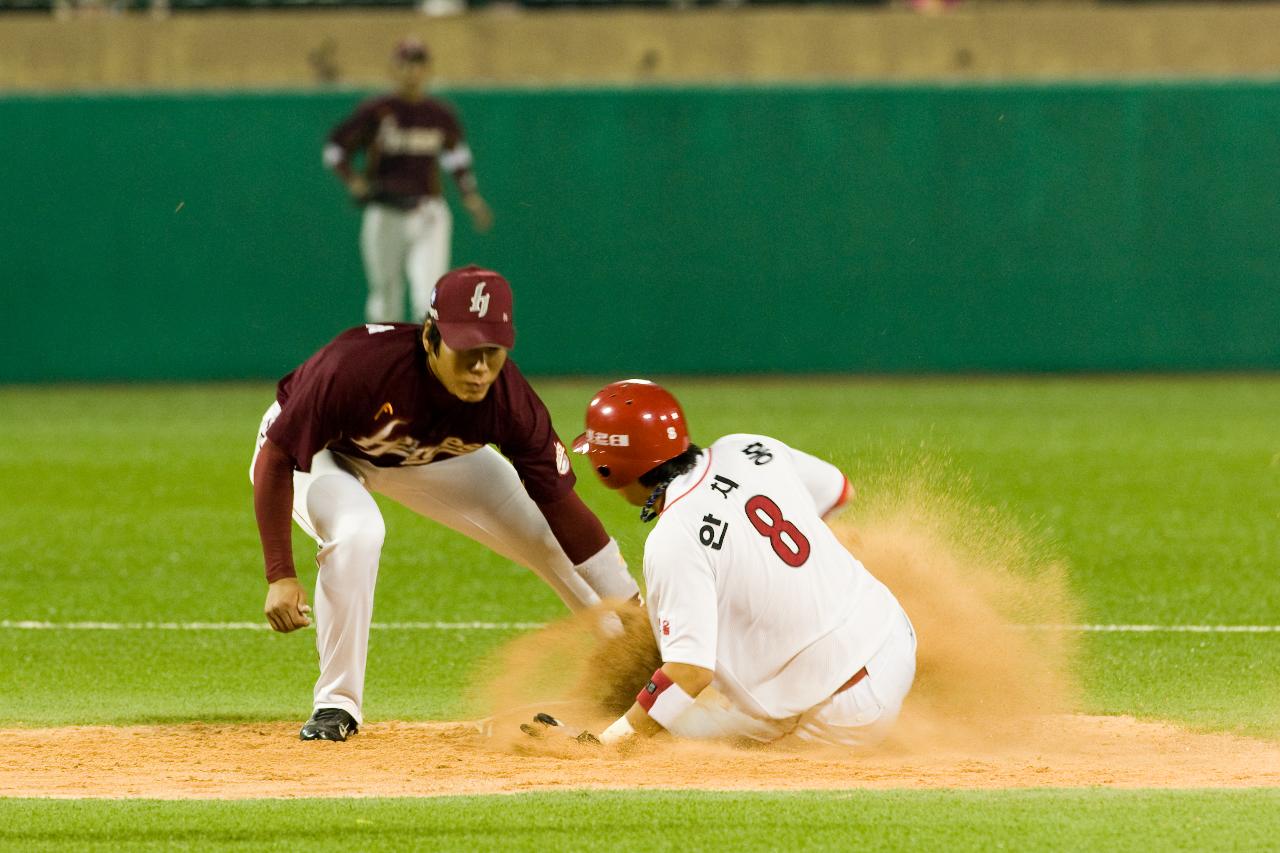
[520,712,601,746]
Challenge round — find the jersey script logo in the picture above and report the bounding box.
[469,282,491,318]
[350,419,484,465]
[375,117,445,156]
[554,441,571,475]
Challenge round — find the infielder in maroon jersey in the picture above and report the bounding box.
[250,266,638,742]
[324,38,494,324]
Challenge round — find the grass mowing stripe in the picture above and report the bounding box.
[1,790,1277,853]
[1042,624,1280,633]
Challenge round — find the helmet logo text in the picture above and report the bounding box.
[587,429,630,447]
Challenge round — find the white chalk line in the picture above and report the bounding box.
[0,620,1278,633]
[0,620,545,631]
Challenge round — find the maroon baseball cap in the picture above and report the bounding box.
[429,266,516,350]
[394,38,429,64]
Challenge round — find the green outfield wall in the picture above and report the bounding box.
[2,83,1278,381]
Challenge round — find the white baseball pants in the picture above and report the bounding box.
[359,198,452,323]
[669,606,917,748]
[251,403,605,724]
[791,606,917,747]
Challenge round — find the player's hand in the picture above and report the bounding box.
[462,192,493,234]
[520,713,600,745]
[346,175,371,203]
[264,577,312,633]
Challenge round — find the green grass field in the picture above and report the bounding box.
[1,376,1277,849]
[5,791,1280,852]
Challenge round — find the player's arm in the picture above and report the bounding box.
[504,374,638,603]
[600,538,718,743]
[323,103,377,200]
[605,662,714,740]
[252,370,347,633]
[787,444,854,520]
[439,110,492,233]
[537,491,640,602]
[252,438,312,633]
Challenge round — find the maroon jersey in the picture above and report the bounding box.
[267,323,574,504]
[325,95,470,206]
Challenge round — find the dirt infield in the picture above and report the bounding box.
[2,715,1278,799]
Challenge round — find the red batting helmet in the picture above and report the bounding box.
[572,379,691,489]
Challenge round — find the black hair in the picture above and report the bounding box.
[638,444,703,489]
[636,444,702,523]
[423,319,442,355]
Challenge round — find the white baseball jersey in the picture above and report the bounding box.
[644,434,901,721]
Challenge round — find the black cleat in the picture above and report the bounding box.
[299,708,358,742]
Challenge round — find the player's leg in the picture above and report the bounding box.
[406,198,452,322]
[363,447,602,611]
[360,204,411,323]
[791,607,918,748]
[250,412,383,727]
[299,452,385,727]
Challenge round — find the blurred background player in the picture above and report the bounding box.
[250,267,637,742]
[556,379,915,748]
[323,38,494,324]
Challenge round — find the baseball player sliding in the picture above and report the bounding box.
[530,380,916,747]
[324,38,493,324]
[250,266,638,742]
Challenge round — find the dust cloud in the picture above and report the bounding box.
[476,466,1080,755]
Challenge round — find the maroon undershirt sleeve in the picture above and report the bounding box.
[442,112,478,195]
[253,439,298,583]
[326,102,376,182]
[536,490,611,566]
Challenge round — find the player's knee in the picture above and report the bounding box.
[347,515,386,558]
[329,510,386,560]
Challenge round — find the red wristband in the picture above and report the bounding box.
[636,669,675,712]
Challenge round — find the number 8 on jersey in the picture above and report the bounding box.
[745,494,811,567]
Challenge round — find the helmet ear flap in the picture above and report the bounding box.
[596,465,611,479]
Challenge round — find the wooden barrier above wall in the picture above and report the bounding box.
[3,4,1280,90]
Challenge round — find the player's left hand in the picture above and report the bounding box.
[520,712,600,745]
[264,577,312,633]
[346,175,372,203]
[462,192,494,234]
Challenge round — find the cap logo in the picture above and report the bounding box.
[468,282,490,318]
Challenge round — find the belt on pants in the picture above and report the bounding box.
[834,666,868,695]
